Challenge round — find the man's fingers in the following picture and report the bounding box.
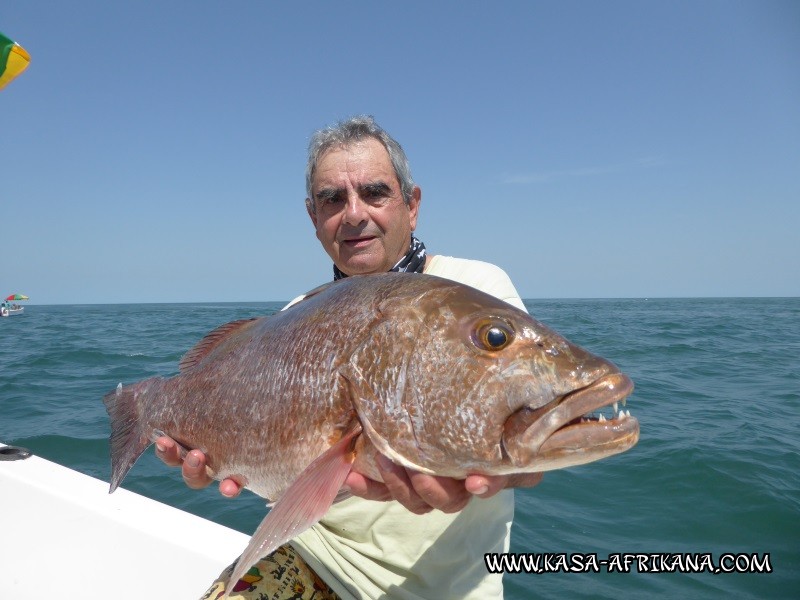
[155,435,241,496]
[219,478,243,498]
[182,449,213,489]
[342,457,544,514]
[377,456,433,514]
[154,436,183,466]
[465,474,508,498]
[343,471,392,502]
[407,470,471,513]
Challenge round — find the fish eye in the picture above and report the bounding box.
[474,322,514,351]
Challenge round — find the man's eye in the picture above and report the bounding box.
[318,195,342,207]
[362,184,391,201]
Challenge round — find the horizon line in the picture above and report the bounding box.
[17,295,800,307]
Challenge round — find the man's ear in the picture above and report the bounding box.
[305,198,318,228]
[408,186,421,231]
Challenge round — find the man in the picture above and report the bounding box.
[158,116,542,599]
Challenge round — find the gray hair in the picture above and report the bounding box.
[305,115,415,211]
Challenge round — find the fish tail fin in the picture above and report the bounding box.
[103,378,163,493]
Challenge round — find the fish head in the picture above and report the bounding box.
[344,275,638,478]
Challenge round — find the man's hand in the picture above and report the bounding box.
[154,436,241,498]
[344,455,543,514]
[155,436,543,509]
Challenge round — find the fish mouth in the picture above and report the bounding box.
[503,373,639,471]
[540,372,638,453]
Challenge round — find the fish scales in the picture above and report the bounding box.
[104,272,639,592]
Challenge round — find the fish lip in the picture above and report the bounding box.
[555,372,635,425]
[502,373,637,469]
[535,373,638,463]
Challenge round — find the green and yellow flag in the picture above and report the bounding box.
[0,31,31,90]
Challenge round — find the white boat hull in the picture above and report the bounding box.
[0,442,248,599]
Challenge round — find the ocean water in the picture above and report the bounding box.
[1,298,797,599]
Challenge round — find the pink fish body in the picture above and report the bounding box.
[104,273,638,593]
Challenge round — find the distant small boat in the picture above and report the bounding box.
[2,293,28,317]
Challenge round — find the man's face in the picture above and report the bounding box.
[307,138,421,276]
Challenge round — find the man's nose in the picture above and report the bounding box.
[343,193,369,226]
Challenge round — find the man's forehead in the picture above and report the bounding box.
[312,140,397,189]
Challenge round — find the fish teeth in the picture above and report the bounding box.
[613,401,619,413]
[622,398,627,407]
[599,414,607,423]
[619,410,627,421]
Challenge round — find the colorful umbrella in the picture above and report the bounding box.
[0,31,31,91]
[5,294,29,301]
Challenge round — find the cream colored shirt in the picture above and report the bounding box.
[290,256,527,599]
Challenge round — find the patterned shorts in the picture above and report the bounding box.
[200,544,341,600]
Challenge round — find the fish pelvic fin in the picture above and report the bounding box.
[102,378,163,493]
[225,423,362,597]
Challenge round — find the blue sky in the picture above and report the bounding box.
[2,1,798,304]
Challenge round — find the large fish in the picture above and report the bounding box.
[104,273,638,593]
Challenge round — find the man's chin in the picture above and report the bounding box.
[335,256,389,277]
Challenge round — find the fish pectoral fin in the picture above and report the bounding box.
[225,423,362,596]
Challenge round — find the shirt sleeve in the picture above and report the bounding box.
[424,256,528,313]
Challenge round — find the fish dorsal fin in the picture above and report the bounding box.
[179,318,259,372]
[225,423,362,596]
